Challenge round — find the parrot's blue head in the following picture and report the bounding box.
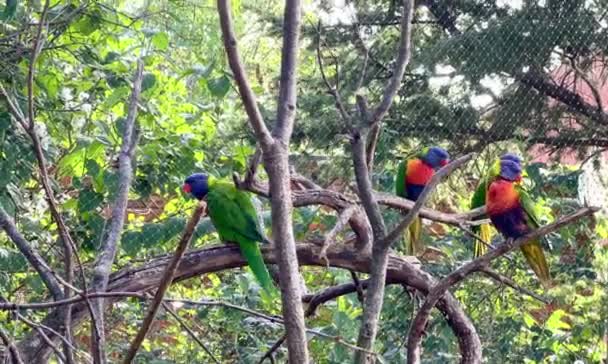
[500,152,522,166]
[499,160,522,182]
[421,146,450,170]
[183,173,209,200]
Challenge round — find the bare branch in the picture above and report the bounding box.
[369,0,415,124]
[217,0,273,149]
[90,59,144,364]
[381,153,474,248]
[272,0,303,143]
[160,300,220,364]
[479,268,549,304]
[258,335,286,364]
[122,202,206,363]
[15,243,478,363]
[0,325,24,364]
[315,21,351,123]
[0,206,63,299]
[406,207,599,363]
[318,206,357,263]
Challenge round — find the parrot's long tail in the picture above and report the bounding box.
[238,241,276,293]
[520,239,551,288]
[473,223,493,258]
[405,216,423,256]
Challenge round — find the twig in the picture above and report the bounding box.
[365,0,415,170]
[319,206,357,263]
[0,207,63,299]
[350,270,365,304]
[380,153,473,248]
[315,21,351,123]
[90,59,144,364]
[406,207,599,363]
[257,335,286,364]
[122,202,206,363]
[160,300,220,364]
[479,268,549,304]
[217,0,273,149]
[0,325,24,364]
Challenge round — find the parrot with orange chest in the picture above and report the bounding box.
[486,159,551,287]
[469,153,523,257]
[395,146,450,256]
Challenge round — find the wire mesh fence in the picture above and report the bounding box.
[1,0,608,362]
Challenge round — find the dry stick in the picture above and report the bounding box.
[0,325,24,364]
[122,202,206,363]
[89,59,144,364]
[159,300,220,364]
[479,268,549,304]
[319,206,357,263]
[0,207,63,299]
[257,335,286,364]
[406,207,599,364]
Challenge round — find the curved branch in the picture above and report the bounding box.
[16,243,479,363]
[406,206,599,364]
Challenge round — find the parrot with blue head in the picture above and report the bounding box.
[395,146,450,256]
[486,159,551,287]
[469,153,523,257]
[183,173,275,293]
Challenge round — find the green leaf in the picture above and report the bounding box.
[2,0,17,20]
[207,75,231,98]
[151,32,169,50]
[141,73,157,92]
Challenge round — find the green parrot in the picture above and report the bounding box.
[469,153,523,257]
[183,173,275,293]
[395,146,450,256]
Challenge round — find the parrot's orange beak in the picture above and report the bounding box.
[182,183,191,193]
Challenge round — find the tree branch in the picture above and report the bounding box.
[122,202,205,363]
[160,300,220,364]
[380,153,473,249]
[0,325,24,364]
[406,206,599,363]
[90,59,144,364]
[366,0,415,170]
[0,206,63,299]
[13,243,479,364]
[217,0,273,149]
[479,268,549,305]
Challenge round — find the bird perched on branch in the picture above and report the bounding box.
[183,173,276,293]
[395,146,450,256]
[470,153,523,257]
[486,160,551,287]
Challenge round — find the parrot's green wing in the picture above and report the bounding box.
[515,185,551,286]
[469,160,504,258]
[206,181,265,243]
[395,160,407,198]
[206,181,276,293]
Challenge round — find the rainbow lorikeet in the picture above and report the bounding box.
[486,160,551,286]
[395,146,450,256]
[183,173,275,293]
[470,153,522,257]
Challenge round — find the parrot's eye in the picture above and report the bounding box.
[182,184,191,193]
